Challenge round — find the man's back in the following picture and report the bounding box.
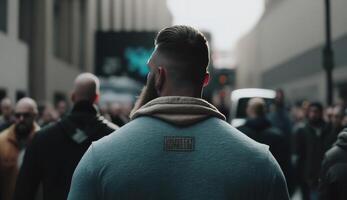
[69,116,288,200]
[14,102,118,200]
[319,129,347,200]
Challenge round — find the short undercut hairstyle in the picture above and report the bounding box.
[155,25,210,86]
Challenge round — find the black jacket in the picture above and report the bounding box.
[14,101,118,200]
[238,117,292,185]
[294,121,330,188]
[318,129,347,200]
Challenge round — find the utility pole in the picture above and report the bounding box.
[323,0,334,105]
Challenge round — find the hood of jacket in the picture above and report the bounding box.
[336,128,347,151]
[130,96,226,126]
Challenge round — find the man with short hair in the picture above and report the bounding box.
[0,98,15,132]
[324,105,345,151]
[0,98,40,200]
[295,102,330,200]
[14,73,118,200]
[55,99,68,119]
[239,98,292,194]
[68,25,289,200]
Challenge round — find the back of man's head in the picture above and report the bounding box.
[247,98,266,118]
[154,25,210,87]
[72,73,100,104]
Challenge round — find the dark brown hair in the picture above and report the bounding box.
[155,25,210,86]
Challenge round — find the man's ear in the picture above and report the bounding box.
[71,92,76,103]
[203,72,210,87]
[93,94,99,104]
[155,67,166,94]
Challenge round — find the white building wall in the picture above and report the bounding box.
[100,0,111,31]
[0,0,28,101]
[43,0,97,103]
[236,0,347,103]
[0,35,28,101]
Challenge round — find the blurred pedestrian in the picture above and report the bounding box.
[268,89,292,139]
[109,102,129,127]
[14,73,118,200]
[267,89,295,194]
[0,98,15,132]
[68,25,289,200]
[324,106,334,124]
[38,104,58,127]
[0,98,40,200]
[324,105,345,151]
[318,128,347,200]
[294,102,330,200]
[55,99,68,119]
[239,98,292,194]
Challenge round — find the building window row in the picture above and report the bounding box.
[0,0,7,33]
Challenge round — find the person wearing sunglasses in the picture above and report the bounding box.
[14,73,118,200]
[0,97,40,200]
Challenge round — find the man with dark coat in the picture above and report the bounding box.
[267,89,294,194]
[14,73,118,200]
[238,98,292,192]
[318,128,347,200]
[324,105,345,151]
[68,25,289,200]
[294,102,330,200]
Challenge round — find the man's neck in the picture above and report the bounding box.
[160,87,202,98]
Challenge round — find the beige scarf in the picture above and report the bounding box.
[130,96,226,126]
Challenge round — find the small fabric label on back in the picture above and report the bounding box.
[164,136,195,152]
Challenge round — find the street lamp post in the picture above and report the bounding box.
[323,0,334,105]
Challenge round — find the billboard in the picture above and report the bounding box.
[95,31,156,82]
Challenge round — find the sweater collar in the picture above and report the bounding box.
[130,96,225,126]
[71,101,98,115]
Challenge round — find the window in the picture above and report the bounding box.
[53,0,73,63]
[0,0,7,32]
[79,0,86,70]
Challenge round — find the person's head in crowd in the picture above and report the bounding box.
[132,25,210,113]
[331,105,345,128]
[71,73,100,104]
[300,100,311,119]
[307,102,324,126]
[14,97,38,140]
[1,97,13,119]
[56,100,68,117]
[340,107,347,128]
[275,89,285,107]
[324,106,334,123]
[40,104,58,126]
[246,98,266,119]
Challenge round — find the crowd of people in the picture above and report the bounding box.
[0,25,345,200]
[238,89,347,200]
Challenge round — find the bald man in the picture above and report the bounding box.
[14,73,118,200]
[0,98,16,132]
[0,98,40,200]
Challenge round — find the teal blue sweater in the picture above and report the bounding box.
[68,97,289,200]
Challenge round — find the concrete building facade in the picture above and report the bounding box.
[0,0,172,104]
[236,0,347,104]
[0,0,28,101]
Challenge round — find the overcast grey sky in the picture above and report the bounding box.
[167,0,265,51]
